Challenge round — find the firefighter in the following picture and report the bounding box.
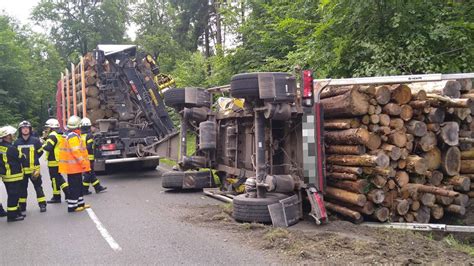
[80,118,107,195]
[42,118,69,203]
[59,116,91,212]
[14,121,47,212]
[0,126,26,222]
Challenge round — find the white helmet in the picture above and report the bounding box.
[67,115,82,129]
[81,117,92,127]
[0,126,17,138]
[45,118,60,129]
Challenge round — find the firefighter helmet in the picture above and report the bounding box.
[67,115,82,129]
[45,118,60,129]
[81,117,92,127]
[0,125,17,138]
[18,120,32,129]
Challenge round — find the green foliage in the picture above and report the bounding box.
[0,15,63,128]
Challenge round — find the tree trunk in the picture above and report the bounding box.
[372,207,389,222]
[403,184,459,197]
[325,186,367,207]
[453,194,469,207]
[414,206,431,223]
[409,80,461,98]
[328,179,368,194]
[406,155,428,175]
[374,85,391,104]
[321,89,369,118]
[395,171,409,187]
[383,103,402,116]
[326,145,366,155]
[325,128,370,145]
[325,201,363,223]
[326,154,389,167]
[416,132,437,152]
[445,204,466,215]
[370,175,388,188]
[381,143,401,160]
[326,172,358,181]
[430,204,444,220]
[390,84,412,104]
[439,122,459,146]
[400,104,414,121]
[441,146,461,176]
[448,176,471,192]
[423,147,441,170]
[395,199,410,215]
[328,165,363,175]
[420,193,436,207]
[324,118,360,130]
[428,170,443,187]
[367,189,385,204]
[406,120,427,137]
[388,130,407,147]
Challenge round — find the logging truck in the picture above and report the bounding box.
[56,45,179,172]
[160,71,474,226]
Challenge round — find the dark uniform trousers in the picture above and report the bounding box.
[19,174,46,209]
[49,166,69,200]
[67,173,84,212]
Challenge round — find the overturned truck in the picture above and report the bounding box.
[161,71,474,226]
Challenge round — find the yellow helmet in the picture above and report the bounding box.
[67,115,82,129]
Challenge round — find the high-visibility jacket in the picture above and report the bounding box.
[0,141,25,182]
[14,135,43,174]
[80,133,95,161]
[42,131,63,167]
[58,131,91,175]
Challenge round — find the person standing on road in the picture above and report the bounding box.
[80,118,107,195]
[42,118,70,203]
[0,126,26,222]
[59,116,91,212]
[14,121,47,213]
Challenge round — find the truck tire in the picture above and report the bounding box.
[162,170,212,189]
[230,72,293,100]
[163,88,210,109]
[233,193,288,223]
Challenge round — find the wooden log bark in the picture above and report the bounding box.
[372,207,389,222]
[325,186,367,207]
[460,160,474,174]
[374,85,391,105]
[324,118,360,130]
[388,130,407,147]
[416,132,437,152]
[395,199,410,215]
[367,189,385,204]
[325,201,363,223]
[427,108,446,123]
[400,105,413,121]
[383,103,402,116]
[325,128,370,145]
[328,179,368,194]
[326,154,389,167]
[409,100,430,109]
[328,165,362,175]
[439,122,459,146]
[320,85,357,99]
[381,143,401,160]
[326,145,366,155]
[321,89,369,118]
[409,80,461,98]
[404,184,459,197]
[441,146,461,176]
[436,194,454,206]
[430,204,444,220]
[395,171,409,187]
[326,172,358,181]
[363,167,395,177]
[461,149,474,159]
[390,84,412,104]
[389,118,404,130]
[406,155,428,174]
[405,213,415,222]
[406,120,427,137]
[448,176,471,192]
[370,175,388,188]
[379,114,390,127]
[411,200,421,211]
[445,204,466,215]
[458,79,472,92]
[366,133,382,151]
[420,193,436,207]
[423,147,441,171]
[414,206,431,223]
[428,170,443,186]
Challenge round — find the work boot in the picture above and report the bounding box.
[17,209,26,218]
[47,196,61,204]
[74,206,85,212]
[19,203,26,212]
[7,215,24,222]
[95,186,107,193]
[0,205,6,217]
[39,204,47,213]
[83,204,91,209]
[83,189,92,195]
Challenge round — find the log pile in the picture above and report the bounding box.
[321,79,473,223]
[64,53,119,125]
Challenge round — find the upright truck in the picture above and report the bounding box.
[56,45,179,171]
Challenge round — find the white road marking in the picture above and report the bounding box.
[86,208,122,252]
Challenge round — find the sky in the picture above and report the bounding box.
[0,0,137,39]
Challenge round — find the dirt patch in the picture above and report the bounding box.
[182,203,474,264]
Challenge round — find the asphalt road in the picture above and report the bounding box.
[0,163,277,265]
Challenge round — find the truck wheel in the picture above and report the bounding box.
[162,170,212,189]
[233,193,288,223]
[163,88,210,109]
[230,72,293,100]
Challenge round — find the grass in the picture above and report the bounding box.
[443,234,474,257]
[263,228,290,242]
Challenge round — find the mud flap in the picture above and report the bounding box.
[305,185,327,225]
[268,195,301,227]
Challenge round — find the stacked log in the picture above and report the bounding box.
[64,53,118,125]
[321,79,472,223]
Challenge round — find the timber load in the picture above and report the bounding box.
[322,78,473,223]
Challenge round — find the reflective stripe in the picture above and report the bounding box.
[52,177,58,193]
[37,197,46,203]
[92,179,100,186]
[88,154,95,160]
[19,198,27,203]
[48,161,59,167]
[83,182,90,186]
[1,173,24,182]
[60,183,69,190]
[7,206,18,211]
